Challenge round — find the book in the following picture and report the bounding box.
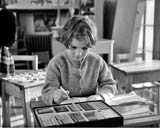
[61,91,150,106]
[108,91,149,106]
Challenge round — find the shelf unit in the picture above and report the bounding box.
[6,0,81,69]
[6,0,80,35]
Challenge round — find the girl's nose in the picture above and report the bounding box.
[75,49,83,56]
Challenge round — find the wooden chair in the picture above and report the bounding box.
[9,55,39,127]
[13,55,38,70]
[115,53,144,64]
[90,39,114,65]
[32,51,50,69]
[90,39,120,94]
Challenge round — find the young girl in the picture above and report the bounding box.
[42,15,117,105]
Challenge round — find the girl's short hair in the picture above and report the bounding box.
[61,15,98,48]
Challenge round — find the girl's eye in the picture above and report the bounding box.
[70,46,77,50]
[82,47,88,50]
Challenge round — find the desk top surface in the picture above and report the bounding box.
[0,69,45,88]
[110,60,160,74]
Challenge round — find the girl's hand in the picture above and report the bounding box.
[53,89,69,104]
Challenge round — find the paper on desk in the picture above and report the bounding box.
[61,91,148,106]
[107,91,148,106]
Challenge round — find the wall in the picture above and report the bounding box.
[94,0,138,62]
[103,0,117,40]
[10,0,139,60]
[94,0,104,39]
[19,13,35,34]
[112,0,138,61]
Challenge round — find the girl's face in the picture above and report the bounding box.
[68,38,89,61]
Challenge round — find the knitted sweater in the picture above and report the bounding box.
[42,51,117,102]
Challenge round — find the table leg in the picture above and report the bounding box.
[2,81,11,127]
[21,88,27,127]
[126,75,133,93]
[23,88,33,127]
[158,86,160,115]
[158,87,160,127]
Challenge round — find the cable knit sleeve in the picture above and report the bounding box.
[97,58,117,100]
[41,57,61,104]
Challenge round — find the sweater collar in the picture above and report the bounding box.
[65,50,88,69]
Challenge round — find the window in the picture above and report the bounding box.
[138,0,155,60]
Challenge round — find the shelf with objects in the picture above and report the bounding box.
[6,0,81,69]
[6,0,81,35]
[79,0,95,21]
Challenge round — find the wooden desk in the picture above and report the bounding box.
[110,60,160,93]
[0,70,45,127]
[110,59,160,126]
